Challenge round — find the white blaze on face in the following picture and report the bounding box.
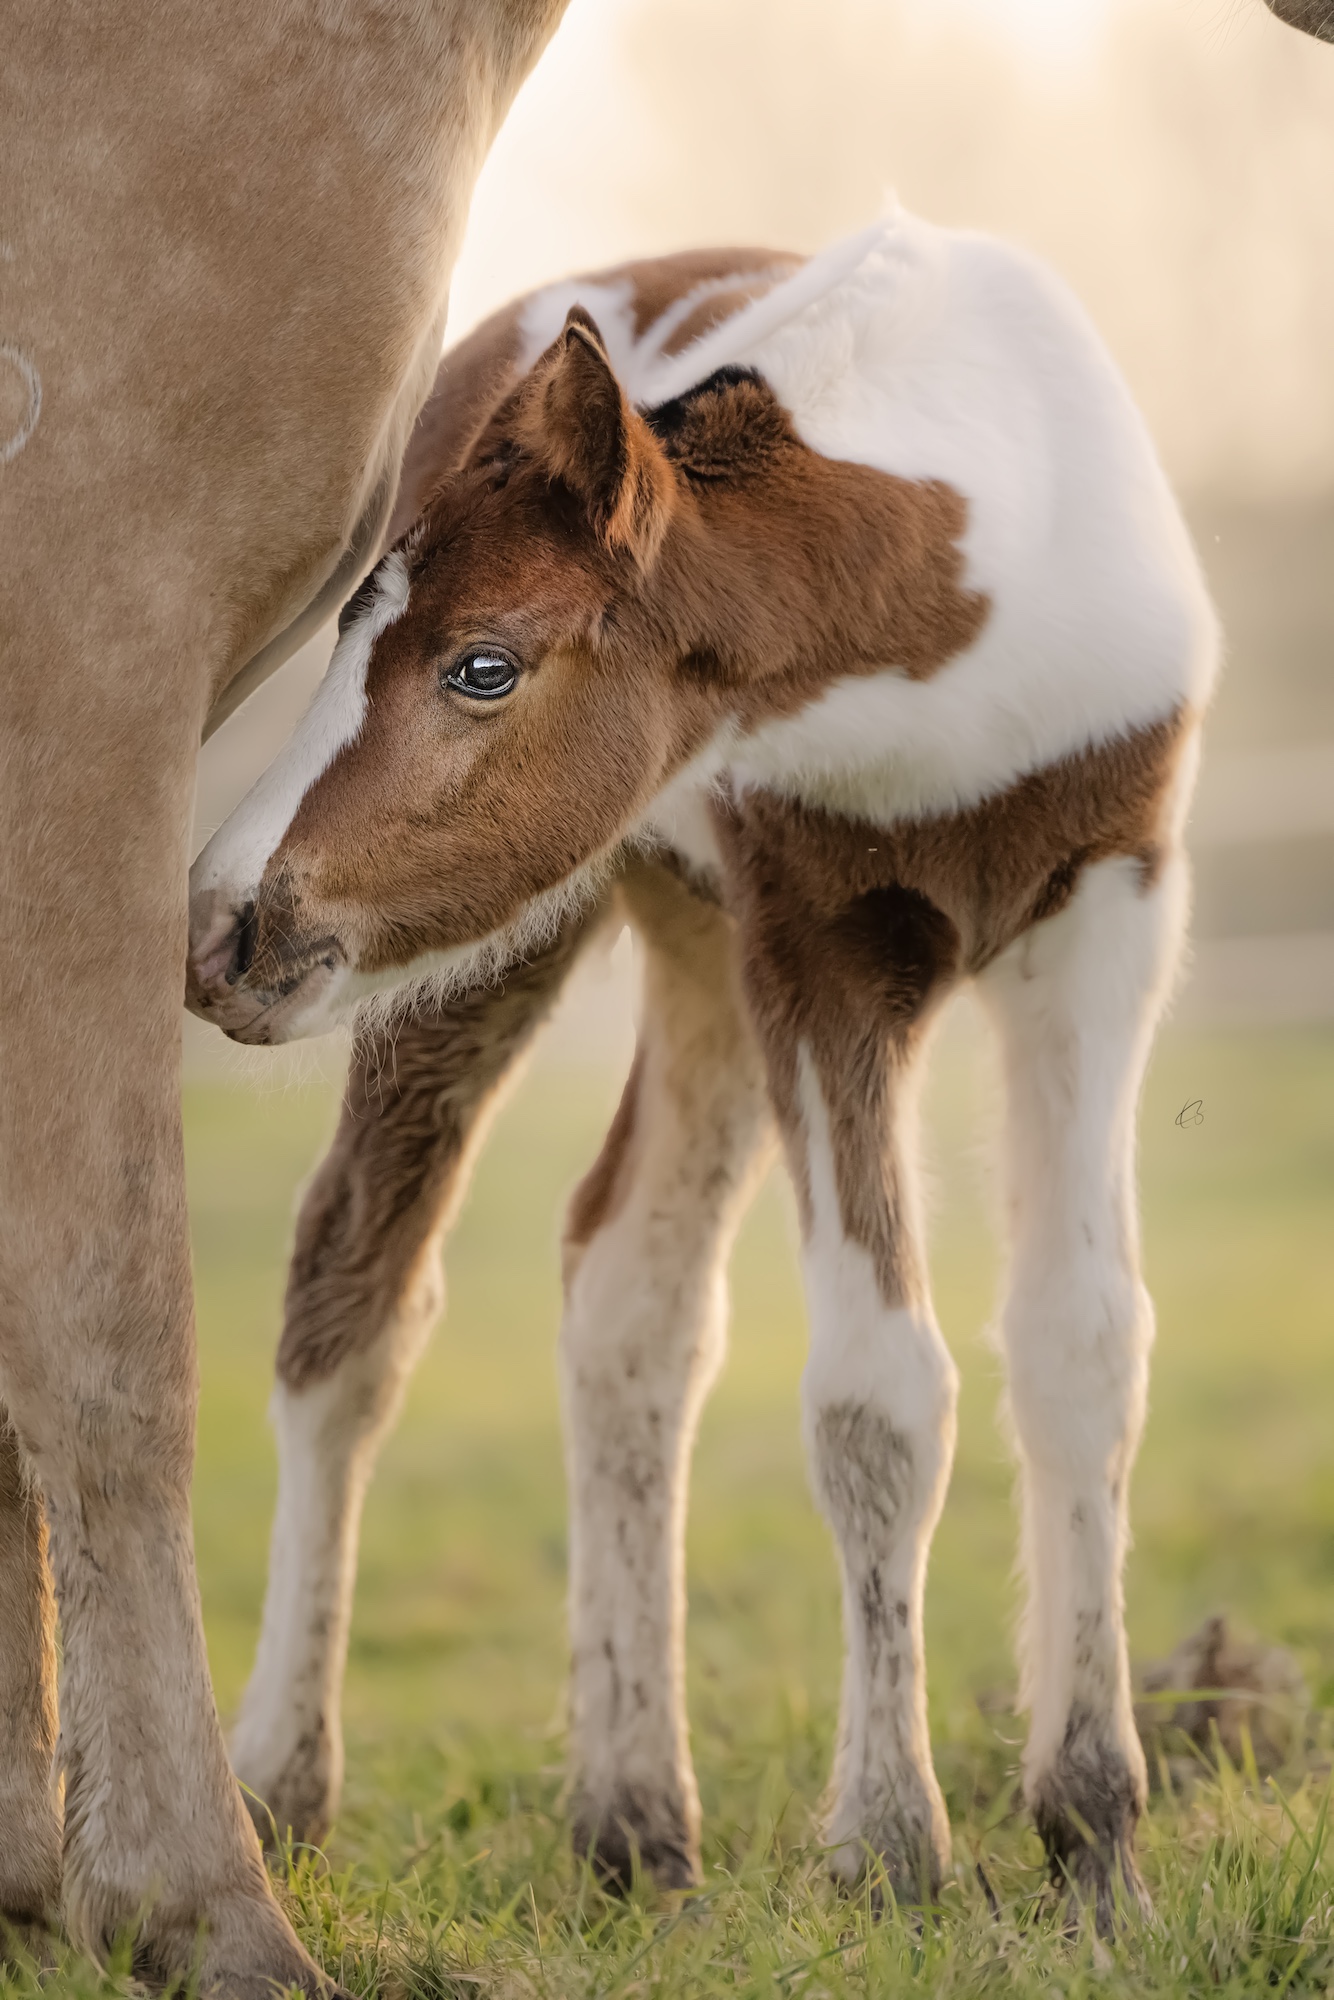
[191,551,411,906]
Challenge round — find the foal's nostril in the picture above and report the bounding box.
[230,902,258,984]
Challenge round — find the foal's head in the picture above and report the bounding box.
[187,307,981,1041]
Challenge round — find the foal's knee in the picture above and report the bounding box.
[803,1301,959,1528]
[1002,1270,1153,1484]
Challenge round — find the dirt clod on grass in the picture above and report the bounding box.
[1136,1613,1309,1781]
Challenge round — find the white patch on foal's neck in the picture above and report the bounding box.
[192,551,410,899]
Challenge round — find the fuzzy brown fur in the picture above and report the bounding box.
[712,713,1182,1306]
[278,917,595,1393]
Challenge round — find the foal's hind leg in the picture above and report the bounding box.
[561,864,773,1890]
[0,1411,60,1937]
[718,803,962,1905]
[231,920,591,1845]
[977,853,1187,1928]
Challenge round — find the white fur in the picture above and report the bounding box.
[191,549,409,902]
[561,1172,731,1835]
[729,222,1216,823]
[635,730,737,882]
[231,1308,431,1826]
[795,1047,957,1875]
[559,901,772,1862]
[977,853,1187,1798]
[638,221,891,410]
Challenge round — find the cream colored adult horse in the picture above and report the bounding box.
[0,5,568,1990]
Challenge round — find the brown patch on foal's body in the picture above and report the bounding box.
[563,1046,645,1271]
[715,711,1186,1307]
[621,246,802,343]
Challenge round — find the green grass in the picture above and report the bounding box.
[7,1012,1334,1995]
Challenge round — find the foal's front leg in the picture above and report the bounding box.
[231,921,591,1844]
[720,808,962,1903]
[561,865,773,1889]
[978,854,1187,1926]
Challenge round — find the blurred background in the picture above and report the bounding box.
[186,0,1334,1854]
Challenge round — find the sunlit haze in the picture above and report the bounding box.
[446,0,1334,502]
[902,0,1113,61]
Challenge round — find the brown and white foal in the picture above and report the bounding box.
[187,217,1217,1921]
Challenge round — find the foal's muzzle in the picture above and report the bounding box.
[186,885,347,1044]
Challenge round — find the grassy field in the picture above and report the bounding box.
[8,1008,1334,1995]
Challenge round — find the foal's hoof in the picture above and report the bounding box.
[826,1826,949,1914]
[1047,1837,1153,1936]
[1033,1749,1151,1935]
[572,1792,702,1893]
[233,1734,335,1852]
[1036,1801,1152,1934]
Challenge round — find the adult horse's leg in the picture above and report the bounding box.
[561,863,774,1889]
[0,1412,60,1938]
[232,918,596,1844]
[0,681,332,1991]
[5,4,573,1976]
[977,852,1188,1929]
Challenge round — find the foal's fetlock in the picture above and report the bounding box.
[571,1787,702,1894]
[233,1721,336,1852]
[1032,1743,1150,1934]
[1037,1812,1151,1937]
[825,1788,950,1912]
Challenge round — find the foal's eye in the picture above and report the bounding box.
[444,647,519,702]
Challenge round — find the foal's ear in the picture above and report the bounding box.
[521,307,675,569]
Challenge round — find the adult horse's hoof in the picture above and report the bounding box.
[0,1785,62,1956]
[134,1886,349,1999]
[0,1914,60,1976]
